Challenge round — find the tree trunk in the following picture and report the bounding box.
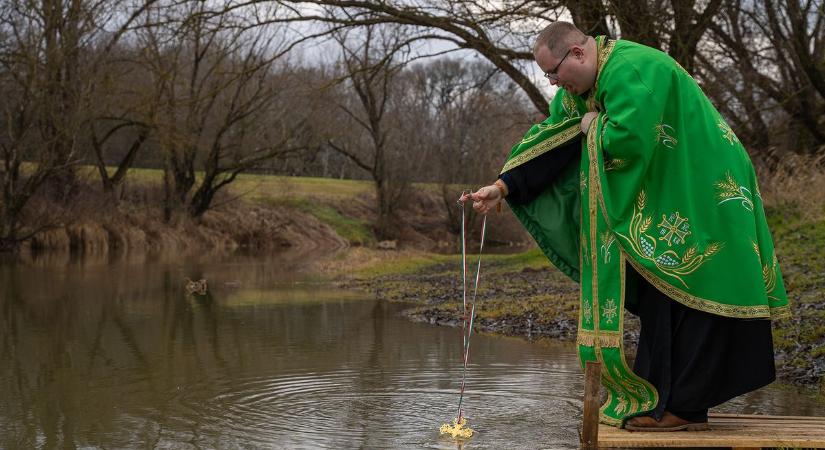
[567,0,612,37]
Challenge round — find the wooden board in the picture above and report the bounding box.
[597,413,825,448]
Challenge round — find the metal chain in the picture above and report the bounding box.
[456,196,487,421]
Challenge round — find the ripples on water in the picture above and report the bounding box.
[1,254,823,449]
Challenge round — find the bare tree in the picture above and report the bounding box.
[701,0,825,155]
[87,43,157,195]
[138,1,311,220]
[0,0,156,251]
[225,0,558,114]
[255,1,725,113]
[265,0,822,156]
[327,25,414,238]
[399,59,532,232]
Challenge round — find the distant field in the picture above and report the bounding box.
[95,167,374,202]
[81,166,455,204]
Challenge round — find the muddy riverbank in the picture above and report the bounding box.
[339,218,825,391]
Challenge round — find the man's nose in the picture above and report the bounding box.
[548,78,559,86]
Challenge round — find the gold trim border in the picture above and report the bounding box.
[586,37,616,112]
[623,254,789,319]
[500,123,580,173]
[518,116,577,146]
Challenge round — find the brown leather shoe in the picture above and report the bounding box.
[624,411,709,432]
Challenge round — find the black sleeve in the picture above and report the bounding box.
[500,137,581,205]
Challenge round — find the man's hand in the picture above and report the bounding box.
[581,111,599,134]
[463,184,502,215]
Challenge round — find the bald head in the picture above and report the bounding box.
[533,21,598,95]
[533,21,588,58]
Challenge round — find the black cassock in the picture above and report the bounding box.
[500,139,776,422]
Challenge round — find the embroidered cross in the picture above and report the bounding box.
[658,212,691,247]
[602,298,618,324]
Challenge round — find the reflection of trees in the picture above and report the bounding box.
[0,266,80,448]
[0,261,240,446]
[4,260,463,447]
[336,298,388,448]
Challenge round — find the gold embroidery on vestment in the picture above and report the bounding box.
[657,212,691,247]
[718,119,739,145]
[519,118,575,145]
[586,37,616,112]
[716,172,754,211]
[623,252,784,318]
[576,329,621,347]
[616,191,721,288]
[753,241,779,298]
[604,158,627,171]
[562,93,581,119]
[500,124,580,173]
[654,122,678,149]
[579,42,661,426]
[601,298,618,324]
[600,231,616,264]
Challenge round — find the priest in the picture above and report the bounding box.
[464,21,790,431]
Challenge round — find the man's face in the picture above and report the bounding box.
[535,44,593,96]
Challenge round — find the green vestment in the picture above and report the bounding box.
[502,37,790,426]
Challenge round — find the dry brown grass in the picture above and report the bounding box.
[19,180,350,256]
[756,151,825,222]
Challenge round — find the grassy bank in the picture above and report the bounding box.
[20,170,426,256]
[19,167,527,257]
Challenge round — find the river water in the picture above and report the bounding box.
[1,253,823,449]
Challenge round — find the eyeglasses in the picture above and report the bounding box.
[543,49,571,81]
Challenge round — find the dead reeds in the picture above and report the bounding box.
[755,150,825,222]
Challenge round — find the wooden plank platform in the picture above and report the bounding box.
[597,413,825,448]
[580,361,825,449]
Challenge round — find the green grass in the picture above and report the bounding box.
[352,254,454,278]
[233,174,372,203]
[75,165,379,246]
[74,164,371,198]
[483,248,550,271]
[266,197,375,246]
[349,247,551,279]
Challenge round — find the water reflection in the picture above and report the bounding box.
[0,254,823,449]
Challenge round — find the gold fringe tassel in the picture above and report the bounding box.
[576,331,622,348]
